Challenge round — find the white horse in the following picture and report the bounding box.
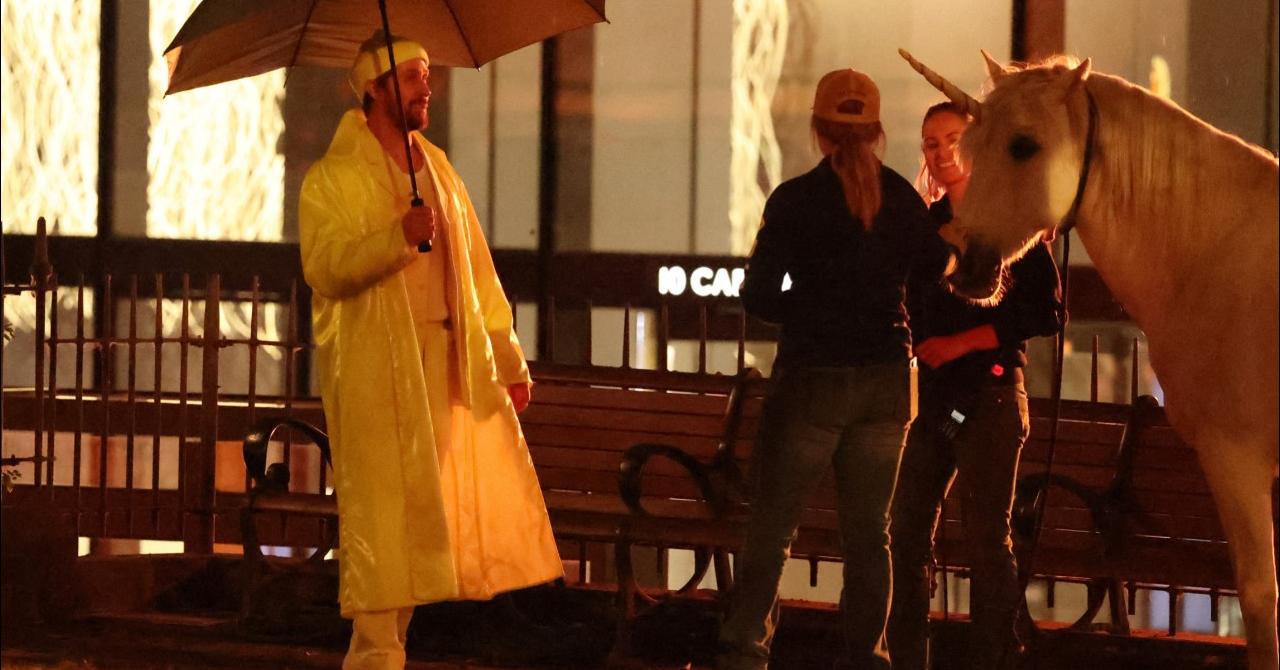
[900,49,1279,670]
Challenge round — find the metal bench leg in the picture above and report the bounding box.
[1069,576,1134,634]
[610,538,639,661]
[1070,577,1109,631]
[239,506,267,621]
[713,549,733,595]
[1107,579,1130,635]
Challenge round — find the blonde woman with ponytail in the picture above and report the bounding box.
[719,70,952,670]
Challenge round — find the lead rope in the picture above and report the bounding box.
[1026,232,1071,581]
[994,232,1070,670]
[1002,88,1096,670]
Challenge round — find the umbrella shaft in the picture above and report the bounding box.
[377,0,423,208]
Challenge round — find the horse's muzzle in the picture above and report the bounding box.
[946,240,1004,301]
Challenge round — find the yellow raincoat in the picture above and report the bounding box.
[299,109,563,617]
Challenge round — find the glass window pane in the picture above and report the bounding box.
[1066,0,1275,150]
[592,1,697,254]
[771,1,1012,199]
[453,47,544,251]
[113,297,293,396]
[143,0,286,241]
[2,286,95,388]
[1,1,101,237]
[580,1,1013,257]
[1063,0,1278,268]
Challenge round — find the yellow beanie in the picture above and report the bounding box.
[349,37,430,98]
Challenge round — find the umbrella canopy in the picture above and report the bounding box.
[164,0,607,95]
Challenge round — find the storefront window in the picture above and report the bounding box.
[1,1,101,237]
[143,0,285,241]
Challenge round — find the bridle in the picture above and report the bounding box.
[1051,87,1100,239]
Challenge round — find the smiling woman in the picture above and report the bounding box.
[891,94,1063,670]
[916,104,971,204]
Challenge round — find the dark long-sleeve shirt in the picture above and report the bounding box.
[907,196,1063,388]
[741,158,951,369]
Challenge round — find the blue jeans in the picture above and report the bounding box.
[718,361,917,670]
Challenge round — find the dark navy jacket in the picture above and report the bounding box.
[741,158,951,369]
[907,195,1063,389]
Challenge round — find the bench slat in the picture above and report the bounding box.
[533,384,732,415]
[523,404,727,437]
[530,445,718,479]
[249,492,336,517]
[523,424,722,456]
[538,466,705,500]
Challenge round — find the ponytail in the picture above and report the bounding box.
[812,118,885,229]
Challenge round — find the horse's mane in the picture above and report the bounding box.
[1083,71,1278,233]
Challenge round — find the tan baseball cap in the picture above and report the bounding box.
[813,68,880,123]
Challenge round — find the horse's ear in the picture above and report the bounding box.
[981,49,1008,83]
[1068,57,1092,90]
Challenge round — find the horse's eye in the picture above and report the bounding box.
[1008,134,1041,162]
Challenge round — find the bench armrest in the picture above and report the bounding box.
[618,443,724,518]
[1014,394,1162,552]
[243,416,331,492]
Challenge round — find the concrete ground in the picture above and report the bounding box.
[2,596,1247,670]
[0,554,1247,669]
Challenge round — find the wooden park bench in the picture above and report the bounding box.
[619,387,1237,643]
[999,395,1237,637]
[238,363,1237,646]
[235,361,765,628]
[518,362,759,620]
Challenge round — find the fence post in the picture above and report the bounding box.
[31,218,52,489]
[185,274,220,553]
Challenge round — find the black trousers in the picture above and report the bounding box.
[887,381,1030,670]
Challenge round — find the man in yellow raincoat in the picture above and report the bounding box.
[298,33,563,670]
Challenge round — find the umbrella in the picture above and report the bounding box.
[163,0,607,250]
[163,0,607,94]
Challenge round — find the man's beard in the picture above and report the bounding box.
[403,101,428,131]
[401,101,427,131]
[382,100,428,131]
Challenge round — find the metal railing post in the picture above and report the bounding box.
[31,219,52,488]
[185,274,220,553]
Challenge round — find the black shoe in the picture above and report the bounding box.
[479,593,599,666]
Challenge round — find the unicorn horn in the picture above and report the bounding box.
[898,48,982,122]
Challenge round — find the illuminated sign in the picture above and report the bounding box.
[659,265,741,297]
[658,265,792,298]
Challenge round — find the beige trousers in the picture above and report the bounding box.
[343,321,456,670]
[417,319,457,453]
[343,607,415,670]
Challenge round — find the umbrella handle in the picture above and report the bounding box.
[412,198,432,253]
